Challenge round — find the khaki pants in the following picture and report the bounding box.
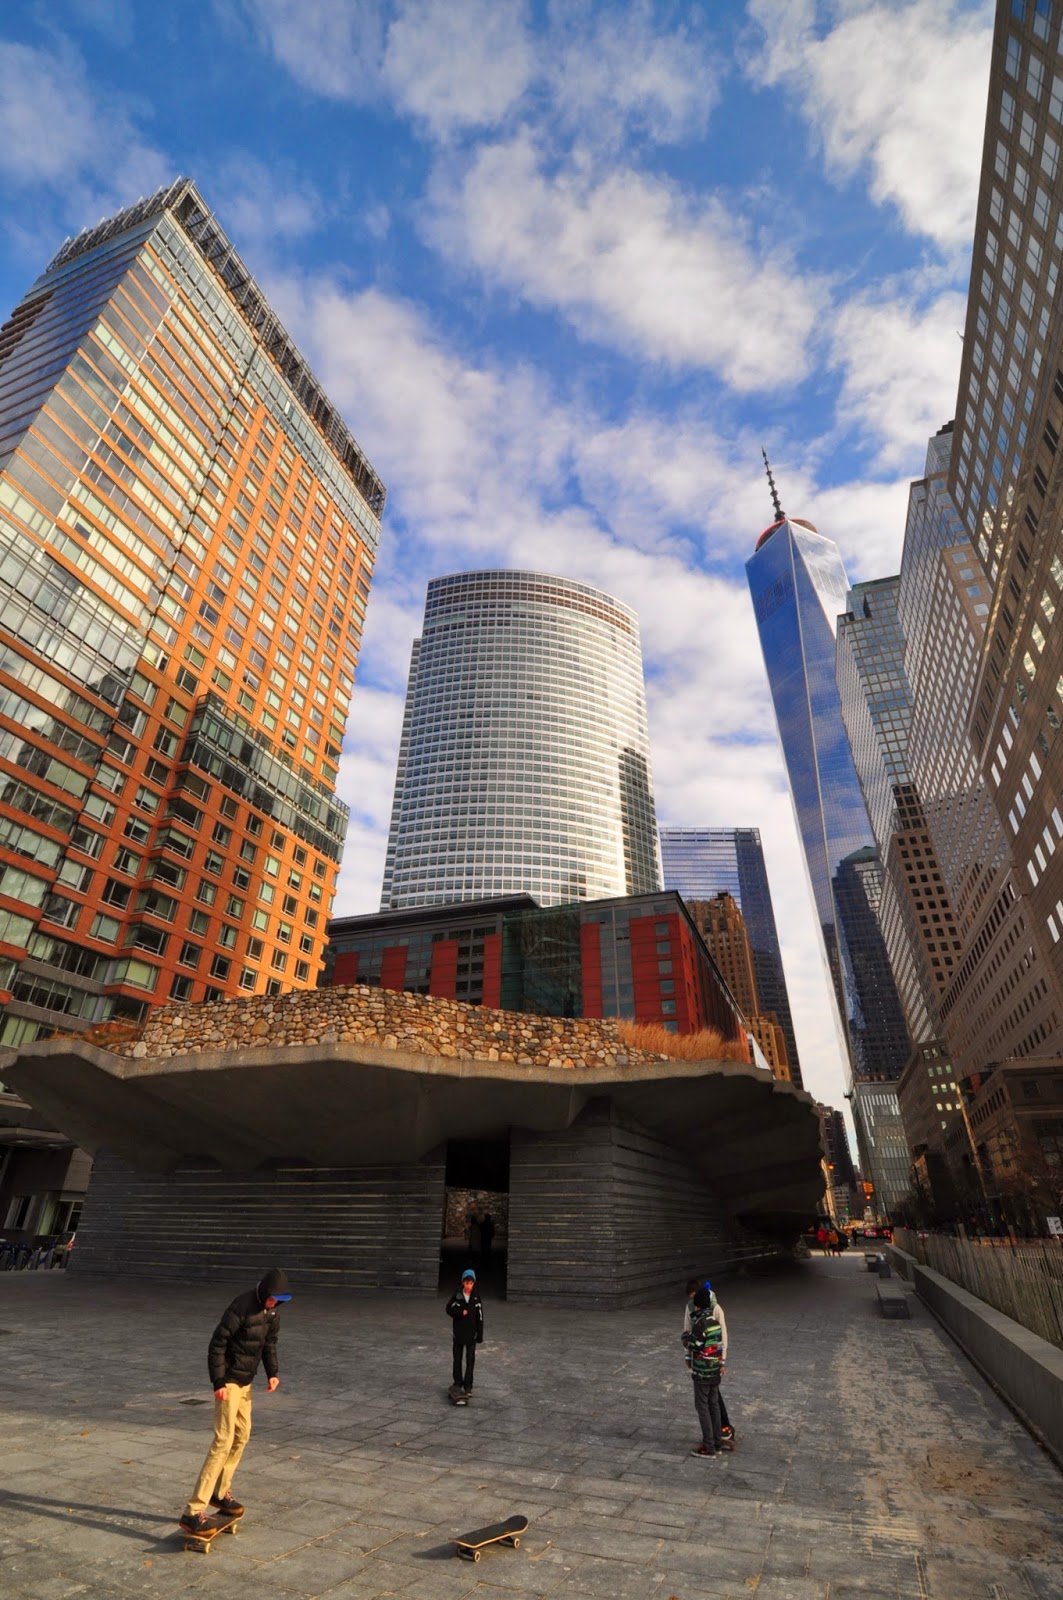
[186,1383,253,1516]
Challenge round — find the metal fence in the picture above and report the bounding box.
[894,1227,1063,1350]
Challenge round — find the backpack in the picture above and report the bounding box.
[688,1308,723,1379]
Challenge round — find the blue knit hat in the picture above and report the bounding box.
[461,1268,477,1282]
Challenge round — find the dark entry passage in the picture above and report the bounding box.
[440,1138,509,1296]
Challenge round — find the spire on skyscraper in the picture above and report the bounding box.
[762,447,785,523]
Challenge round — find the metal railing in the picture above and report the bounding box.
[894,1227,1063,1350]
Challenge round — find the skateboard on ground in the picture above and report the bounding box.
[448,1383,470,1405]
[454,1513,528,1562]
[179,1510,242,1554]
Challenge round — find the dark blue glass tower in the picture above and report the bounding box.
[746,508,910,1088]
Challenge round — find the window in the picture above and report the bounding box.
[209,954,231,981]
[179,941,201,968]
[188,908,210,936]
[170,974,193,1002]
[101,879,131,910]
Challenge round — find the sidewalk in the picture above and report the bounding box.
[1,1254,1061,1599]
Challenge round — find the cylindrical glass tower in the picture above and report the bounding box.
[381,571,662,909]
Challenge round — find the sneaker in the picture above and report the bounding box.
[690,1444,717,1459]
[210,1493,244,1515]
[463,1388,473,1396]
[180,1512,211,1534]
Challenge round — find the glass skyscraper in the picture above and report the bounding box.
[381,571,662,909]
[836,576,962,1045]
[0,179,383,1043]
[746,512,908,1080]
[747,507,912,1211]
[659,824,802,1085]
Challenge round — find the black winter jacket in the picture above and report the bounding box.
[446,1287,484,1345]
[207,1268,289,1389]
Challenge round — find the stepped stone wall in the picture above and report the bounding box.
[98,983,673,1071]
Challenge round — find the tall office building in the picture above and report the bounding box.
[745,504,909,1083]
[836,576,962,1043]
[381,571,662,910]
[659,825,802,1084]
[0,180,384,1043]
[940,0,1063,1074]
[747,492,911,1211]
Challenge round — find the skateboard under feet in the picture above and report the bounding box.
[179,1511,242,1554]
[448,1383,472,1405]
[454,1513,528,1561]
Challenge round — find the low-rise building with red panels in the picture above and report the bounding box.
[325,890,751,1053]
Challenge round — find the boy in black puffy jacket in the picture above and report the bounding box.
[445,1268,483,1396]
[181,1267,291,1533]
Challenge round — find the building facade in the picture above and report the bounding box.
[936,2,1063,1083]
[659,825,802,1084]
[326,890,751,1049]
[381,571,662,911]
[836,576,962,1045]
[682,892,791,1079]
[747,506,910,1206]
[0,179,383,1047]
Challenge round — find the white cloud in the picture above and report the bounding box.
[0,38,168,204]
[206,156,325,259]
[746,0,992,251]
[426,133,826,387]
[239,0,387,102]
[545,0,720,145]
[383,0,534,137]
[829,286,965,470]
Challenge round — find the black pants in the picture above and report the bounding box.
[452,1339,476,1390]
[693,1378,722,1451]
[719,1391,731,1431]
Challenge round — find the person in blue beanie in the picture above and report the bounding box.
[446,1268,483,1396]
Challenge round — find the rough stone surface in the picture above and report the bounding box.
[90,984,698,1072]
[1,1253,1061,1599]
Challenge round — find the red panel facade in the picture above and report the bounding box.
[379,946,409,993]
[429,938,460,999]
[580,921,603,1017]
[331,951,360,987]
[481,932,503,1008]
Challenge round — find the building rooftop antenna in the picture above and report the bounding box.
[762,448,786,523]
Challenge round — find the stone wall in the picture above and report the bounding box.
[508,1100,776,1308]
[73,1148,447,1290]
[99,984,674,1071]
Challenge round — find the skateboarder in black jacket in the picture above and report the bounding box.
[446,1268,483,1395]
[180,1267,291,1534]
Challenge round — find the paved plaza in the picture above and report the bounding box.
[1,1254,1062,1600]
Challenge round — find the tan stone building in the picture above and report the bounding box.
[686,893,792,1080]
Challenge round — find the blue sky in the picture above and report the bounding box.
[0,0,994,1115]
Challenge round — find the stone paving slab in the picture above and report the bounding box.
[0,1256,1061,1599]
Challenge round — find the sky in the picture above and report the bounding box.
[0,0,995,1122]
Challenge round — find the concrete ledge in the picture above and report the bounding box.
[889,1244,1063,1467]
[876,1282,910,1318]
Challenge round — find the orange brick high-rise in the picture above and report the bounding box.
[0,180,384,1042]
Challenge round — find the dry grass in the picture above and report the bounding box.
[617,1020,750,1062]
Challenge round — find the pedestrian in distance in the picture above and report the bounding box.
[816,1223,830,1255]
[446,1267,483,1397]
[683,1287,726,1459]
[480,1211,495,1268]
[683,1277,735,1447]
[180,1267,291,1535]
